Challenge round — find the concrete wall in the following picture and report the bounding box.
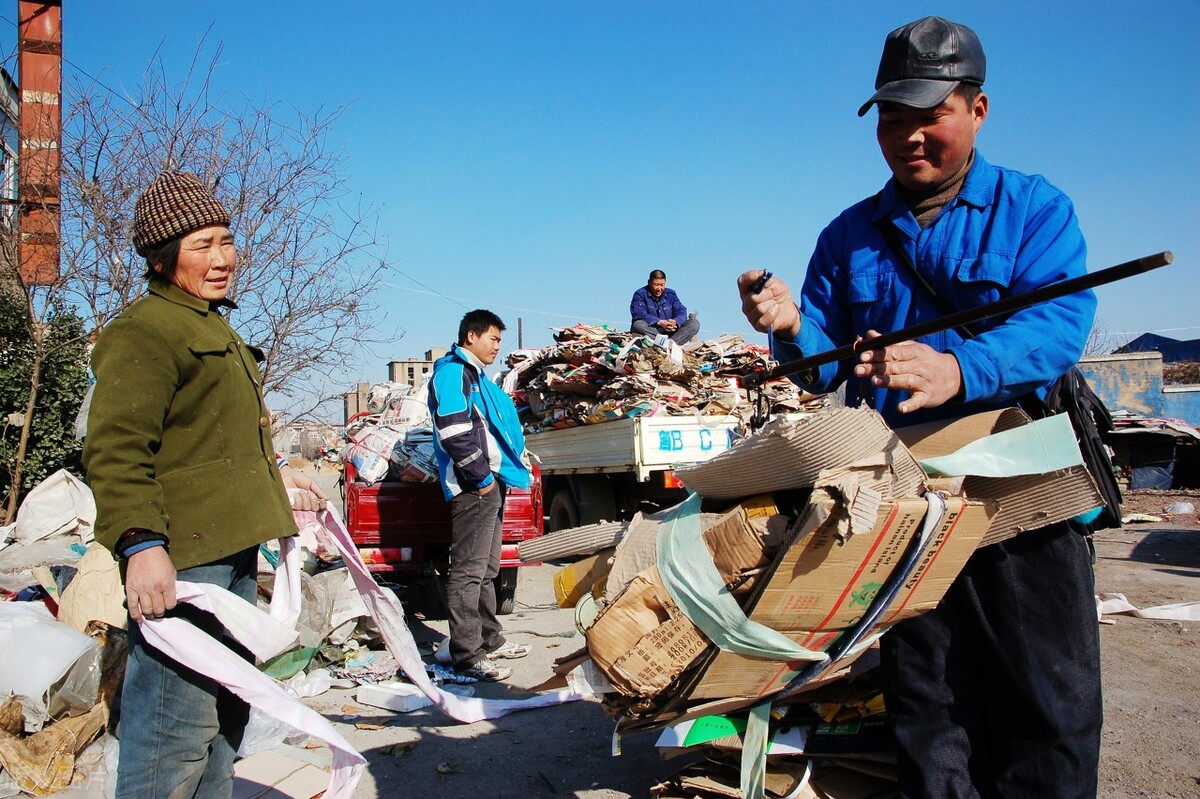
[1163,386,1200,426]
[1078,353,1200,427]
[1077,353,1164,416]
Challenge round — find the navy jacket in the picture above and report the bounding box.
[630,285,688,327]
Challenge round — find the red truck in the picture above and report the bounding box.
[341,460,544,614]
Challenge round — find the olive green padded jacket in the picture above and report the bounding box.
[83,280,296,571]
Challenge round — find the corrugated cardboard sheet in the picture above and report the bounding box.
[589,405,1099,719]
[675,407,928,502]
[895,407,1103,546]
[586,505,773,697]
[687,495,994,702]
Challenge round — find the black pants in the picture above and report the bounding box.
[881,522,1102,799]
[447,484,508,669]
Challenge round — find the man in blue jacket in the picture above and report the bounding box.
[630,269,700,343]
[738,17,1101,798]
[429,309,532,681]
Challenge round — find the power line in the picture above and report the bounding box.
[379,278,614,325]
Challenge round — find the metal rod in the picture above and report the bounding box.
[745,250,1173,388]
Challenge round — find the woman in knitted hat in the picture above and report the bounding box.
[83,171,326,798]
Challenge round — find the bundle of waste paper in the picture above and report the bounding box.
[500,325,824,432]
[527,404,1107,795]
[343,382,440,486]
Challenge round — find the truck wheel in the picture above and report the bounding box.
[496,568,518,615]
[547,490,579,532]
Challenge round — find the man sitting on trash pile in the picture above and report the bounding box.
[630,269,700,344]
[738,16,1101,799]
[428,309,533,682]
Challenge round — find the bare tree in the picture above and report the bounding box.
[58,42,396,415]
[1084,319,1116,357]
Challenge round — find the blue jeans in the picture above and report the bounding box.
[631,316,700,344]
[116,547,258,799]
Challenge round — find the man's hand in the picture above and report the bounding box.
[737,270,801,339]
[657,319,678,333]
[282,465,328,512]
[125,545,177,624]
[477,481,496,495]
[854,331,963,413]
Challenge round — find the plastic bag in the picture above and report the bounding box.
[5,470,96,546]
[0,603,100,732]
[345,426,405,485]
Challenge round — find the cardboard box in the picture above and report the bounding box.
[591,406,1098,718]
[586,503,775,697]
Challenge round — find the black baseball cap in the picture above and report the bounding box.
[857,16,986,117]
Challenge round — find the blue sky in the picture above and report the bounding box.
[17,2,1200,396]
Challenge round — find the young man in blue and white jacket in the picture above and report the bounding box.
[428,309,531,681]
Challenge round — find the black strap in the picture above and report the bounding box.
[877,221,977,341]
[879,219,1122,530]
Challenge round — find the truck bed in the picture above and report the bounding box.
[526,415,742,480]
[343,461,543,574]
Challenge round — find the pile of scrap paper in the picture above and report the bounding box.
[501,325,825,432]
[527,405,1107,798]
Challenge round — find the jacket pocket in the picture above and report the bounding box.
[158,458,232,485]
[953,252,1017,290]
[847,268,893,304]
[187,336,233,357]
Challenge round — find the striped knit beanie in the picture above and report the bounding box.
[132,171,231,256]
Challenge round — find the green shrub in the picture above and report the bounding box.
[0,290,90,509]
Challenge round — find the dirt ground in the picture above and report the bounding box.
[295,479,1199,798]
[1092,490,1200,799]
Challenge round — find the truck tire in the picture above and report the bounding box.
[547,489,579,532]
[496,567,518,615]
[574,475,616,525]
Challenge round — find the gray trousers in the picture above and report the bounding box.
[631,316,700,344]
[447,483,508,668]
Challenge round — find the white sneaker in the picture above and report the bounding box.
[458,660,512,682]
[487,641,531,660]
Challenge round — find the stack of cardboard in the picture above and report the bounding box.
[559,405,1103,794]
[501,325,825,432]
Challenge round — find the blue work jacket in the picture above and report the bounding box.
[630,286,688,327]
[772,152,1096,427]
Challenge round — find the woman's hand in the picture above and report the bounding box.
[282,465,328,512]
[125,546,177,623]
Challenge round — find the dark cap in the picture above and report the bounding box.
[857,16,985,117]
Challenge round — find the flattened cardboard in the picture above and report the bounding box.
[688,495,994,701]
[675,407,928,502]
[587,567,708,696]
[595,406,1090,714]
[895,407,1103,546]
[586,505,772,697]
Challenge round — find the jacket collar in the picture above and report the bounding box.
[148,278,238,315]
[871,150,994,227]
[452,343,487,374]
